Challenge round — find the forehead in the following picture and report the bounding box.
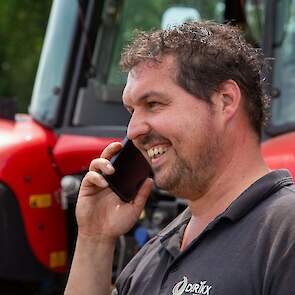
[122,56,177,104]
[130,56,175,78]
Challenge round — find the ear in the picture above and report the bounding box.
[212,79,242,122]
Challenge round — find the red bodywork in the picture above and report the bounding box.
[262,132,295,177]
[0,115,119,272]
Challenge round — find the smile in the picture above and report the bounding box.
[147,145,168,159]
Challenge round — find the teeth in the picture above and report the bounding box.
[148,149,154,158]
[147,146,167,159]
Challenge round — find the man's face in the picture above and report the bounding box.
[122,56,224,199]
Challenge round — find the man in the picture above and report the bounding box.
[64,22,295,295]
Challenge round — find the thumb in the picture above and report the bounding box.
[132,178,154,215]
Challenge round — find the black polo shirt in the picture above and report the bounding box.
[113,170,295,295]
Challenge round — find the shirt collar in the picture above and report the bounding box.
[220,169,293,221]
[159,169,293,242]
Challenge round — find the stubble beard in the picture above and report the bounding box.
[154,126,222,199]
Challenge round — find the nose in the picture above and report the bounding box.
[127,110,151,140]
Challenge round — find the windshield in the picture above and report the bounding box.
[104,0,226,86]
[270,0,295,128]
[29,0,78,127]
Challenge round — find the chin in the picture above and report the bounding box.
[154,178,177,195]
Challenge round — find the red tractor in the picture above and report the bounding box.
[0,0,293,293]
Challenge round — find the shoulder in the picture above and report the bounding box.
[254,184,295,246]
[263,184,295,220]
[258,186,295,293]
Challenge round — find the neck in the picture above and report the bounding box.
[187,133,270,224]
[181,139,269,251]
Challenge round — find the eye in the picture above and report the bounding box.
[147,101,159,109]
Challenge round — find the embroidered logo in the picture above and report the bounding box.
[172,276,212,295]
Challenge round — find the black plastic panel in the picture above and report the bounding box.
[0,183,52,281]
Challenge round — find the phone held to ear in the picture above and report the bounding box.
[103,137,153,202]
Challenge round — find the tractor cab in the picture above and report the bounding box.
[29,0,266,131]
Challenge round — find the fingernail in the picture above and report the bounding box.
[106,163,115,172]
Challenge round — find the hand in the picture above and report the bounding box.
[76,142,153,242]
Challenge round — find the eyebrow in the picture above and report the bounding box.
[123,91,169,109]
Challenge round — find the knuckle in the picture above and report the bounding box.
[85,171,96,181]
[89,158,108,172]
[83,171,107,188]
[89,158,98,169]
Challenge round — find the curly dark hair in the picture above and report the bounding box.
[120,21,270,136]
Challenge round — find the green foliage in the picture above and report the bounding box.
[0,0,52,112]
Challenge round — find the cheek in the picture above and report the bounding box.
[169,121,198,154]
[150,109,206,144]
[149,114,176,135]
[179,117,214,150]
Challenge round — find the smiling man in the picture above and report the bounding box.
[123,56,224,199]
[64,22,295,295]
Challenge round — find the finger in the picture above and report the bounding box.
[89,158,114,175]
[100,142,122,160]
[132,178,153,213]
[81,171,109,189]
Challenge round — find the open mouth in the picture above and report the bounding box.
[147,145,168,160]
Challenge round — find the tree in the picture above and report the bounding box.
[0,0,52,112]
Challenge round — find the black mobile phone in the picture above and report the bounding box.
[103,137,153,202]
